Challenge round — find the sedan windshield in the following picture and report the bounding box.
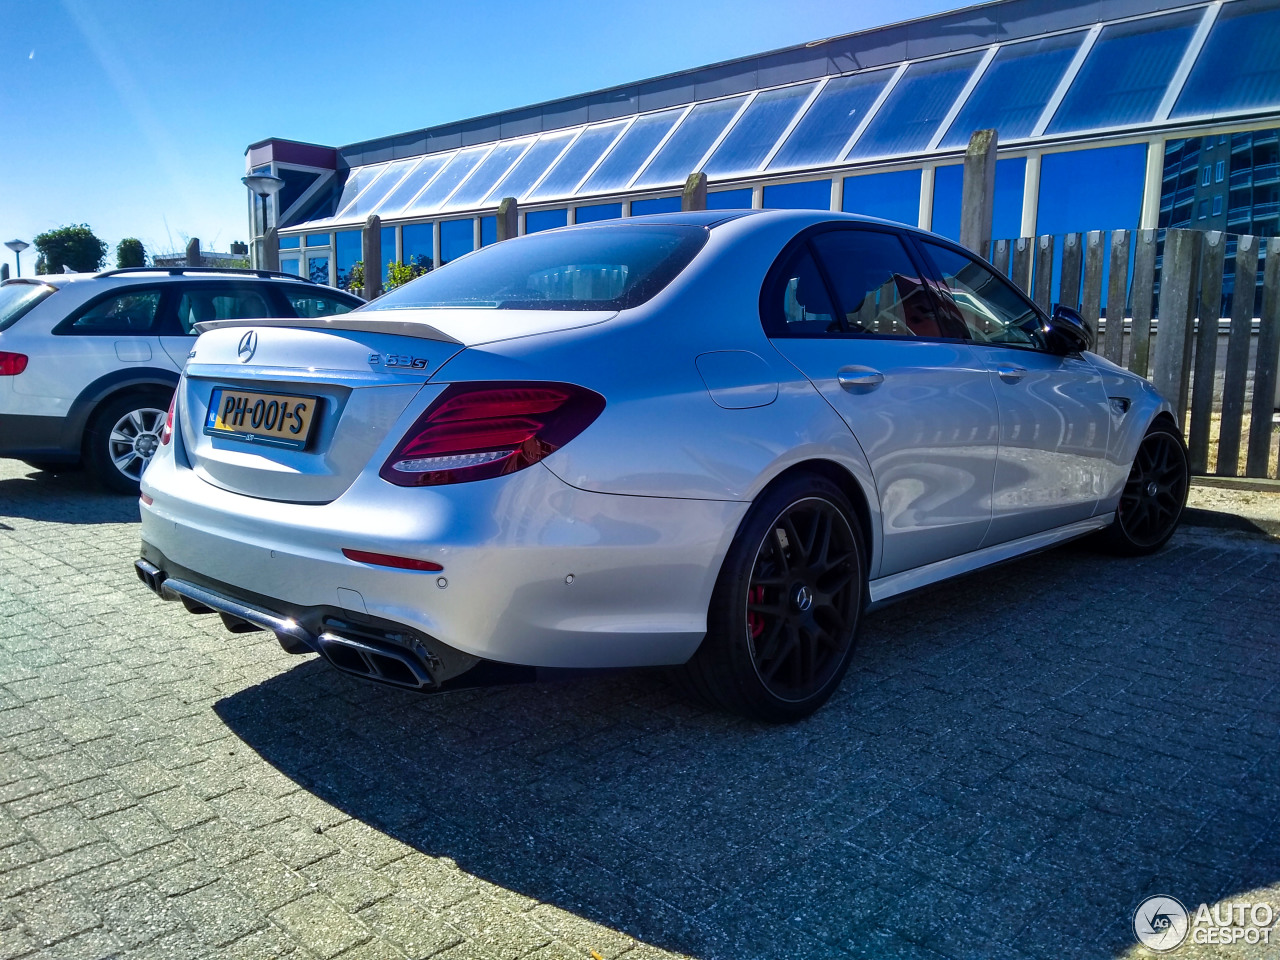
[364,224,708,312]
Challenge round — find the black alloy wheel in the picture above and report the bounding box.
[679,474,865,722]
[1101,422,1189,555]
[745,497,861,704]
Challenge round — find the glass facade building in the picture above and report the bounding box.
[246,0,1280,295]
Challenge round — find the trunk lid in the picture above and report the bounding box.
[178,324,464,503]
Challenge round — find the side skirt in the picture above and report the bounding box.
[866,514,1113,608]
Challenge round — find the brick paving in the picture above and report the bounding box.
[1,457,1278,960]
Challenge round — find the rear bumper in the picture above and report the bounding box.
[138,450,747,670]
[0,412,81,460]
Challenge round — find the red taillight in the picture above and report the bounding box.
[160,391,176,445]
[381,381,605,487]
[341,549,443,571]
[0,352,28,376]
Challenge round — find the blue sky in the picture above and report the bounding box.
[0,0,958,274]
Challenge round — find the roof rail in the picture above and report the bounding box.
[94,266,323,284]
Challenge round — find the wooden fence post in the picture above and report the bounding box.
[1011,238,1034,295]
[361,215,382,300]
[1105,229,1131,366]
[682,172,708,212]
[1081,230,1104,352]
[1128,229,1158,376]
[1059,233,1083,312]
[185,238,202,268]
[1152,228,1202,425]
[1246,243,1280,478]
[991,239,1012,277]
[1218,235,1258,475]
[262,228,280,273]
[960,129,997,256]
[497,198,519,241]
[1033,235,1054,312]
[1188,231,1225,473]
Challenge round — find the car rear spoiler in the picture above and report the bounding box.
[193,315,464,345]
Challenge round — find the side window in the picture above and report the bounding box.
[67,289,162,334]
[285,291,356,319]
[768,246,838,336]
[174,286,273,334]
[920,242,1047,350]
[810,230,958,339]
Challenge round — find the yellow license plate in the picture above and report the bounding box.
[204,388,318,449]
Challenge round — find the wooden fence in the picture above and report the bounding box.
[987,228,1280,480]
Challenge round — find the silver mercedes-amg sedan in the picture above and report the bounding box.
[135,210,1188,721]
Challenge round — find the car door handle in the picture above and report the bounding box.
[995,364,1027,383]
[837,366,885,392]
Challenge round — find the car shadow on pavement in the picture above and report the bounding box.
[0,467,139,525]
[214,536,1280,960]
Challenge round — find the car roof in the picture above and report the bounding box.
[15,268,362,300]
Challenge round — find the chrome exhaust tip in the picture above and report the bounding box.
[314,632,435,689]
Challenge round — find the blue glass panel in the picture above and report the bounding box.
[373,154,450,216]
[380,226,395,283]
[404,147,490,214]
[848,52,984,160]
[440,219,474,264]
[634,96,748,188]
[1037,144,1147,235]
[929,158,1026,241]
[703,83,818,177]
[305,233,330,247]
[402,223,434,270]
[338,159,415,220]
[335,230,361,289]
[579,110,682,194]
[842,169,921,225]
[939,34,1083,148]
[707,188,753,210]
[480,216,497,247]
[279,236,301,249]
[307,256,330,285]
[281,258,300,276]
[1173,1,1280,119]
[763,179,831,210]
[1047,11,1200,134]
[630,196,681,215]
[770,70,894,170]
[485,132,574,202]
[530,121,628,199]
[525,209,568,234]
[443,140,533,210]
[575,203,622,223]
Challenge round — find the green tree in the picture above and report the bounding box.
[115,237,146,268]
[33,225,108,274]
[385,259,430,290]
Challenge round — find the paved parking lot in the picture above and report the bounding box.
[1,458,1278,960]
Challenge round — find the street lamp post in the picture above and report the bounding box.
[241,175,285,270]
[5,240,30,277]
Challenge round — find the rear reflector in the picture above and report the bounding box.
[381,381,605,486]
[0,352,28,376]
[139,493,154,506]
[342,549,444,572]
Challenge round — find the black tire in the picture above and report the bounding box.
[679,474,865,722]
[1096,420,1189,556]
[84,390,172,495]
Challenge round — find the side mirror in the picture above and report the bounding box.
[1047,304,1093,354]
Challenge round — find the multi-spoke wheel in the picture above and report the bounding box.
[1098,421,1189,556]
[679,474,865,722]
[85,390,172,494]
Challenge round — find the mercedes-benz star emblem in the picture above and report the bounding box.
[237,331,258,363]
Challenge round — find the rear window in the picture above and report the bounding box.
[364,224,708,312]
[0,282,56,332]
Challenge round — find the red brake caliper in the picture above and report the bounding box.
[747,585,765,639]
